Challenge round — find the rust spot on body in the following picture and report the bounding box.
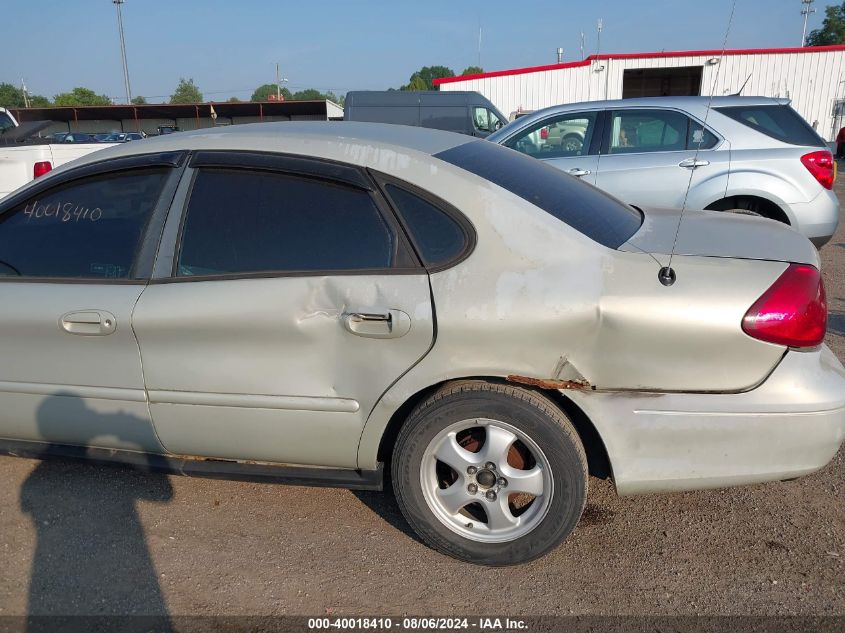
[507,374,591,390]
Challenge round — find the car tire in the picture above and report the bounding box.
[562,134,583,152]
[725,208,763,217]
[391,380,587,566]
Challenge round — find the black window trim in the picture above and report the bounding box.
[0,152,187,285]
[368,169,477,273]
[189,150,372,190]
[598,107,724,156]
[159,154,425,284]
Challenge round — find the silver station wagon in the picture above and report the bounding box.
[1,122,843,566]
[488,96,840,246]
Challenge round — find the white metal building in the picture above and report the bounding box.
[435,45,845,141]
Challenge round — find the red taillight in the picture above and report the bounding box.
[540,127,549,140]
[800,150,835,189]
[742,263,827,348]
[33,161,52,178]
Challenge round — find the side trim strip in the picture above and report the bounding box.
[147,390,360,413]
[0,439,383,491]
[0,381,147,402]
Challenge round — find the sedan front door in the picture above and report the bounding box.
[132,153,435,468]
[498,110,602,184]
[0,158,181,451]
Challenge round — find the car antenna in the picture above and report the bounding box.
[660,0,737,287]
[730,74,753,96]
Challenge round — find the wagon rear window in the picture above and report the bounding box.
[434,140,642,248]
[715,105,825,147]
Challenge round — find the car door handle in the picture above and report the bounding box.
[567,168,592,177]
[342,309,411,339]
[60,310,117,336]
[679,158,710,169]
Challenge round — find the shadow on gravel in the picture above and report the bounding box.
[829,312,845,337]
[20,394,173,632]
[351,487,425,546]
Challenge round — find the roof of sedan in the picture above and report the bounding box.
[83,121,473,163]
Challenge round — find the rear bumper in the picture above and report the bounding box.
[790,189,840,246]
[565,345,845,496]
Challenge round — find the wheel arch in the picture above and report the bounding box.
[705,194,792,224]
[365,376,614,484]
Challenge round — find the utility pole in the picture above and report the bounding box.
[801,0,816,47]
[275,63,288,100]
[478,21,482,68]
[597,18,603,57]
[113,0,132,103]
[580,31,585,60]
[20,79,29,108]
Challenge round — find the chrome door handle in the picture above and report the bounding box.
[567,168,592,177]
[60,310,117,336]
[679,158,710,169]
[342,309,411,339]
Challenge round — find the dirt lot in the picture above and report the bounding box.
[0,189,844,619]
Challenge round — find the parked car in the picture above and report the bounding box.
[344,91,507,137]
[0,114,113,199]
[488,96,839,246]
[0,122,842,566]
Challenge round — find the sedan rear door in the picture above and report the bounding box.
[132,152,435,468]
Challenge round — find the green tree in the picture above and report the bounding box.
[0,83,25,107]
[228,96,240,103]
[400,65,455,90]
[131,95,147,104]
[251,83,292,101]
[462,66,484,75]
[404,75,428,91]
[292,88,327,100]
[28,95,51,107]
[807,2,845,45]
[53,87,112,107]
[170,78,203,104]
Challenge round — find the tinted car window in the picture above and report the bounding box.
[385,184,468,268]
[178,169,396,276]
[715,104,825,147]
[505,111,598,159]
[0,169,167,278]
[608,109,687,154]
[0,112,15,134]
[687,123,719,150]
[435,141,642,249]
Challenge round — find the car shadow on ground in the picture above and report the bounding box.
[21,394,173,632]
[351,482,425,546]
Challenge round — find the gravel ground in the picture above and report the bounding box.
[0,190,844,618]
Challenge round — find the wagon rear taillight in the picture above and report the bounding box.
[800,150,835,190]
[33,161,52,178]
[742,263,827,348]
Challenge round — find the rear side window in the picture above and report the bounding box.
[384,184,469,268]
[715,105,825,147]
[0,169,167,278]
[435,141,642,249]
[178,169,397,276]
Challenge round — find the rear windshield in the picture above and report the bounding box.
[715,105,825,147]
[434,141,642,248]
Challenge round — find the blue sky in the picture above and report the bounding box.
[3,0,828,102]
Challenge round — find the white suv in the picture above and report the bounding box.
[489,96,840,246]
